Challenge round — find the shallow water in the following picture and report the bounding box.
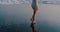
[0,4,60,32]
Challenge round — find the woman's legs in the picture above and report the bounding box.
[31,9,38,32]
[31,9,38,23]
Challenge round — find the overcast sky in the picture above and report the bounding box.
[0,0,60,5]
[42,0,60,1]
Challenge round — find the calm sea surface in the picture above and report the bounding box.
[0,4,60,32]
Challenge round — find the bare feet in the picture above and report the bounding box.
[30,18,36,24]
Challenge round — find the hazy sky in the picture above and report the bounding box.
[42,0,60,1]
[0,0,60,5]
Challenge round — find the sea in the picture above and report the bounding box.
[0,3,60,32]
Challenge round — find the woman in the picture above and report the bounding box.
[31,0,39,32]
[31,0,39,23]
